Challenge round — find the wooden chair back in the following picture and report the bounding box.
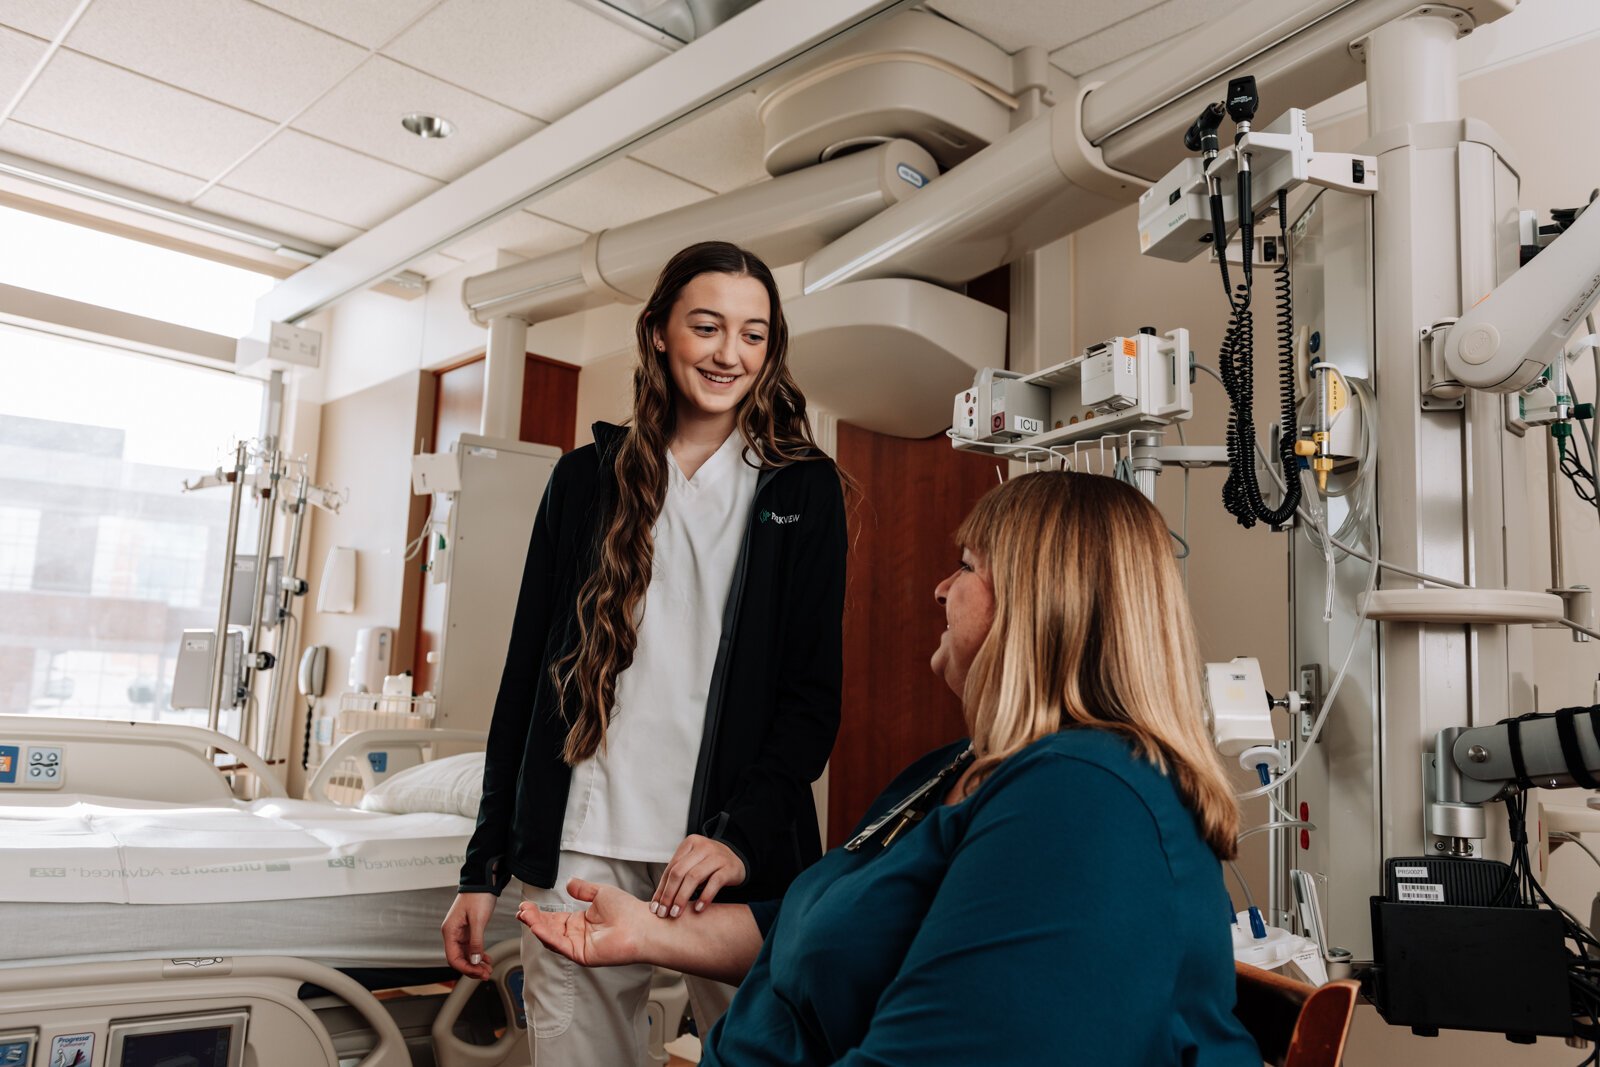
[1234,961,1360,1067]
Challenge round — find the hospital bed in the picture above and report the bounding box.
[0,715,538,1067]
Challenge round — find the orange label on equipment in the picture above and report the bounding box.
[1122,338,1137,357]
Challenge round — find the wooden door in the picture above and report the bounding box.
[828,423,1008,846]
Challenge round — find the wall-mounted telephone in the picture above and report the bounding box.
[299,645,328,771]
[298,645,328,699]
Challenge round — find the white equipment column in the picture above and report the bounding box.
[1296,9,1528,960]
[481,315,529,439]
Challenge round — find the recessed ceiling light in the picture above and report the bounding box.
[402,112,455,139]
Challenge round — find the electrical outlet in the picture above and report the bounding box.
[1297,665,1323,741]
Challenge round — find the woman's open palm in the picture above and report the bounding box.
[518,877,648,968]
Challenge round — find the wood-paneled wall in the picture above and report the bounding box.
[827,423,1007,846]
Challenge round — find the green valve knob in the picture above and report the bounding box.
[1577,403,1596,420]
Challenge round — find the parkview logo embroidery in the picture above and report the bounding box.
[759,510,800,525]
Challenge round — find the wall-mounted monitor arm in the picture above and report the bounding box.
[1444,198,1600,392]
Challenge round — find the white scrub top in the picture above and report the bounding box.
[560,430,760,861]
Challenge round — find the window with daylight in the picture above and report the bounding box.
[0,325,264,723]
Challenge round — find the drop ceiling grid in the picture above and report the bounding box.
[381,0,671,123]
[529,156,714,233]
[628,89,770,194]
[11,47,280,178]
[923,0,1170,54]
[0,118,207,203]
[1051,0,1240,77]
[0,26,47,112]
[0,0,83,42]
[59,0,369,124]
[0,0,737,256]
[220,127,444,230]
[289,55,546,183]
[247,0,443,51]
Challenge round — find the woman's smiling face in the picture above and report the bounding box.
[930,547,994,696]
[655,271,770,421]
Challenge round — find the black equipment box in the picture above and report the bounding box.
[1368,899,1573,1038]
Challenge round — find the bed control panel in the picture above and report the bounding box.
[0,1030,36,1067]
[0,744,64,790]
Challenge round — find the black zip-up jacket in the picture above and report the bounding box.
[459,422,846,902]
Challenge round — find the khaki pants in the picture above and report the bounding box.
[520,851,738,1065]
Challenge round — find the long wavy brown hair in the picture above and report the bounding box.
[954,473,1241,860]
[552,241,829,765]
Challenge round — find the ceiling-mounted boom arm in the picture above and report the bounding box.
[1444,197,1600,392]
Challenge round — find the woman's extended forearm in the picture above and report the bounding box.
[636,902,765,985]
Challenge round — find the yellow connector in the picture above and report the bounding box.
[1313,456,1334,492]
[1293,440,1317,458]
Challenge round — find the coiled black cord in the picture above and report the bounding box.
[1262,187,1302,527]
[1211,182,1301,529]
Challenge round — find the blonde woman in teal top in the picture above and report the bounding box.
[522,472,1260,1065]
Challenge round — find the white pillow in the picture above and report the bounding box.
[358,751,485,818]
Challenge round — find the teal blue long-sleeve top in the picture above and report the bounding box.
[701,730,1259,1066]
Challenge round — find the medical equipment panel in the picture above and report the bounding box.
[424,436,560,734]
[107,1010,247,1067]
[951,328,1192,457]
[172,630,244,712]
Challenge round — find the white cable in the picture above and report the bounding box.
[1552,831,1600,874]
[1227,859,1258,910]
[401,493,439,563]
[1236,513,1381,802]
[1238,818,1316,842]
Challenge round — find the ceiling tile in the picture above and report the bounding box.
[384,0,668,121]
[630,89,771,192]
[441,209,586,262]
[405,250,463,279]
[1052,0,1237,77]
[61,0,366,123]
[192,185,363,248]
[0,25,47,106]
[925,0,1164,53]
[530,157,711,232]
[0,119,206,202]
[0,0,81,41]
[293,55,543,182]
[250,0,440,49]
[220,128,442,229]
[13,48,278,177]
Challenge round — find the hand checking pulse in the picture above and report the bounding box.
[519,877,650,967]
[651,833,746,918]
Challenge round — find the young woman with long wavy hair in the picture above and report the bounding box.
[520,472,1259,1065]
[442,241,848,1064]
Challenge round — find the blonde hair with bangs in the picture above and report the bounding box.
[955,472,1240,859]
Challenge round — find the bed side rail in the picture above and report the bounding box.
[305,728,487,805]
[0,714,285,802]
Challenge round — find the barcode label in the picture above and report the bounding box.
[1394,865,1429,879]
[1397,882,1445,903]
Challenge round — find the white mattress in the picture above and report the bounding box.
[0,792,525,970]
[0,794,481,903]
[0,887,524,970]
